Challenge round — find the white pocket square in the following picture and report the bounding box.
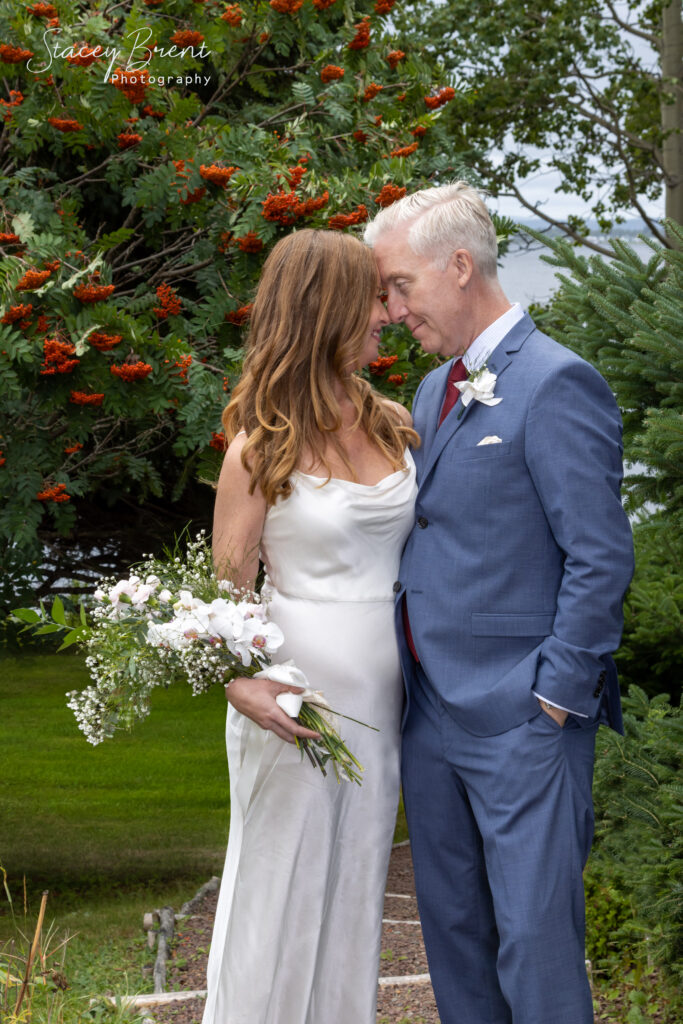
[477,435,503,446]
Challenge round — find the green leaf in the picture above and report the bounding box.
[33,623,63,635]
[57,628,86,652]
[11,607,41,623]
[51,595,66,625]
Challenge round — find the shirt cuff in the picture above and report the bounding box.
[535,694,589,718]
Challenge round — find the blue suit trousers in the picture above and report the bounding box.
[402,665,597,1024]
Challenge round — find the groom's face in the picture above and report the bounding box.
[372,229,468,357]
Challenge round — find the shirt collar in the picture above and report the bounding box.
[462,303,524,372]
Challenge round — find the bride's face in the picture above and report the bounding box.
[357,294,390,369]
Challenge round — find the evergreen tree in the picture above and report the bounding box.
[536,221,683,701]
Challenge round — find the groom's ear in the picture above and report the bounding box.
[448,248,474,288]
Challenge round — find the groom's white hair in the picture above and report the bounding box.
[364,181,499,278]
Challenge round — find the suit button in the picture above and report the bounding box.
[593,670,606,699]
[393,581,401,594]
[417,516,428,529]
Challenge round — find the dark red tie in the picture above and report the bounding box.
[438,357,468,427]
[402,359,469,662]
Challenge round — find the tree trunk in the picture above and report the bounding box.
[661,0,683,241]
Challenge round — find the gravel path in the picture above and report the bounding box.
[149,844,441,1024]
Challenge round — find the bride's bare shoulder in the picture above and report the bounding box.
[381,398,413,428]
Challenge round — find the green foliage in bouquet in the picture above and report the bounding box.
[587,687,682,1006]
[0,0,516,599]
[535,223,683,702]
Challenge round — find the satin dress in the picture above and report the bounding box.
[202,452,417,1024]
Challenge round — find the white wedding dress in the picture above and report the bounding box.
[202,451,417,1024]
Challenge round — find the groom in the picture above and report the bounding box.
[365,183,634,1024]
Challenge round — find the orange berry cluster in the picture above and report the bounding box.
[64,442,84,454]
[269,0,304,12]
[89,331,123,351]
[262,189,329,225]
[49,117,84,132]
[27,2,57,16]
[237,231,263,253]
[386,50,405,69]
[374,0,396,12]
[221,5,243,26]
[0,232,21,245]
[363,83,383,101]
[411,124,427,137]
[348,17,370,50]
[210,431,228,451]
[118,132,142,149]
[353,130,368,143]
[369,354,398,375]
[0,90,23,122]
[375,184,406,207]
[199,164,237,187]
[153,283,182,319]
[170,30,205,47]
[387,373,407,386]
[180,187,206,205]
[1,303,32,324]
[110,361,153,382]
[328,204,368,230]
[73,278,115,303]
[36,482,70,503]
[112,68,148,104]
[173,353,192,382]
[320,65,344,83]
[0,45,34,64]
[225,304,252,325]
[40,338,79,376]
[391,141,419,158]
[70,390,104,406]
[424,87,456,110]
[17,269,52,291]
[67,44,102,67]
[313,0,336,7]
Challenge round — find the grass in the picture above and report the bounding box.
[1,650,231,1001]
[1,649,409,1008]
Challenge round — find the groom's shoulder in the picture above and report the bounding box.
[519,321,600,381]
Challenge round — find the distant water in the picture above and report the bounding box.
[498,238,654,308]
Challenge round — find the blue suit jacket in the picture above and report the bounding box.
[396,313,635,737]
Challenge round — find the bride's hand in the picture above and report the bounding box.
[226,676,321,745]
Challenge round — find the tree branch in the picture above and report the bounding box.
[500,182,614,256]
[603,0,659,48]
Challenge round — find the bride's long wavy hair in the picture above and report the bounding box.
[222,229,419,505]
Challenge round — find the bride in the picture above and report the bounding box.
[203,229,418,1024]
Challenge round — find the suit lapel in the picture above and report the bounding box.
[417,313,536,488]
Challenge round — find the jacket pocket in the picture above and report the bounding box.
[471,612,555,637]
[450,441,516,463]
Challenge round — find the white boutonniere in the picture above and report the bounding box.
[455,363,502,419]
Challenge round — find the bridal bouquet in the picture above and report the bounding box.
[13,533,367,784]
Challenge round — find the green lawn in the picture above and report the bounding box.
[0,650,409,1009]
[1,651,231,1002]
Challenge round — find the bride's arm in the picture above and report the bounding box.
[213,432,265,590]
[213,434,320,745]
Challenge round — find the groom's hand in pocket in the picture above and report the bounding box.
[537,698,569,727]
[226,677,321,744]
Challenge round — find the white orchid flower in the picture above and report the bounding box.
[131,584,155,605]
[231,618,285,666]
